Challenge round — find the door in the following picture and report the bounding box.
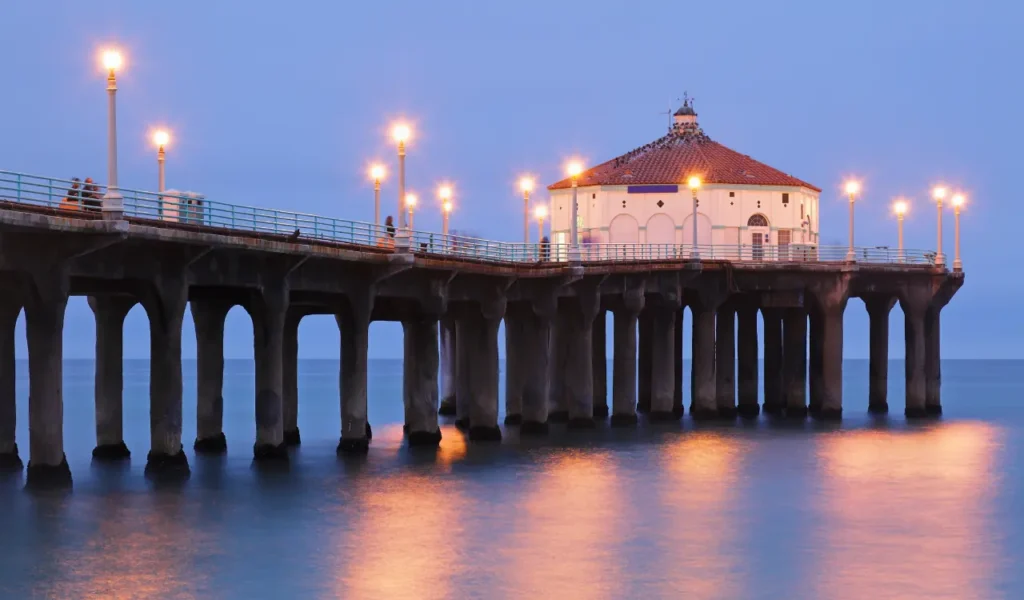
[752,232,764,261]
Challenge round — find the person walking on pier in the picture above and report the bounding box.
[540,235,550,262]
[60,177,82,211]
[377,215,396,249]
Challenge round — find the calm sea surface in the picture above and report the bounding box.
[1,359,1022,599]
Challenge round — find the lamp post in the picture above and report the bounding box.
[370,163,385,227]
[844,180,860,262]
[951,193,964,271]
[406,193,417,231]
[566,161,583,262]
[687,175,702,259]
[932,185,947,267]
[101,49,123,218]
[534,204,547,243]
[153,130,169,194]
[391,123,411,248]
[439,185,453,237]
[893,198,908,262]
[519,176,535,243]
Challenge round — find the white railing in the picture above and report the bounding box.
[0,170,937,267]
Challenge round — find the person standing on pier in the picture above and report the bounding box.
[60,177,82,211]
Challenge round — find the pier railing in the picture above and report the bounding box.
[0,170,937,266]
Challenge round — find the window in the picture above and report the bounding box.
[782,193,789,205]
[747,214,769,227]
[729,191,735,198]
[800,203,805,219]
[592,193,596,199]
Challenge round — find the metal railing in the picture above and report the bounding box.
[0,170,937,267]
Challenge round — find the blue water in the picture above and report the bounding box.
[1,359,1022,599]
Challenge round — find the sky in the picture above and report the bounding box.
[1,0,1020,359]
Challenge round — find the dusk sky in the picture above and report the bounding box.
[1,0,1020,358]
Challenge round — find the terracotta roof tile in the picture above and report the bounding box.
[547,125,820,192]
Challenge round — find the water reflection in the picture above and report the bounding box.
[44,492,211,599]
[813,422,1002,600]
[333,473,466,600]
[654,432,744,598]
[499,450,625,599]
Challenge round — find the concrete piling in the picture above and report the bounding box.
[925,306,943,415]
[736,304,759,418]
[649,306,678,421]
[902,296,928,418]
[337,294,373,454]
[25,271,72,487]
[716,304,737,419]
[89,295,135,460]
[563,295,599,429]
[252,284,289,461]
[520,304,553,435]
[592,310,609,419]
[690,304,718,419]
[673,313,684,418]
[454,316,472,430]
[403,314,442,446]
[282,307,302,446]
[143,280,190,476]
[637,311,652,414]
[0,297,21,469]
[461,302,504,441]
[811,281,848,420]
[191,299,230,454]
[503,310,526,425]
[611,288,644,427]
[865,296,895,414]
[782,307,807,418]
[547,311,570,423]
[808,306,824,416]
[438,317,457,416]
[762,307,784,416]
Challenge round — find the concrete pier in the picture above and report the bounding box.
[649,306,678,421]
[89,295,135,460]
[592,310,608,419]
[808,307,824,416]
[865,296,895,414]
[762,308,784,416]
[637,311,652,414]
[503,310,526,425]
[438,317,457,416]
[690,303,718,419]
[782,307,807,418]
[925,306,943,415]
[901,293,929,418]
[520,298,554,435]
[252,284,289,461]
[282,307,303,446]
[736,304,759,418]
[809,279,848,420]
[337,294,372,454]
[25,271,72,487]
[403,315,442,446]
[716,304,737,419]
[611,289,644,427]
[460,302,504,441]
[561,295,599,429]
[143,279,190,475]
[0,296,21,469]
[191,299,230,454]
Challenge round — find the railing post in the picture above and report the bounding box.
[16,173,22,202]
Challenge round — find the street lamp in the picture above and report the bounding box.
[152,129,170,194]
[688,175,702,259]
[369,163,385,227]
[566,160,583,261]
[951,193,965,271]
[405,192,417,230]
[101,49,124,217]
[391,123,411,248]
[932,185,947,267]
[519,176,535,243]
[844,179,861,262]
[439,185,453,237]
[534,204,547,243]
[893,198,908,262]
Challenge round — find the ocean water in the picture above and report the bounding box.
[0,359,1022,599]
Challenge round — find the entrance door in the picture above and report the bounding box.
[752,232,764,261]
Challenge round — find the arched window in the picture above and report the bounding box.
[747,214,769,227]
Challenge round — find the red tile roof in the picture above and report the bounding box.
[547,125,820,192]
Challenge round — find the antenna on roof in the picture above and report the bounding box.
[658,105,672,132]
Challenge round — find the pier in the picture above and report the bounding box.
[0,171,962,487]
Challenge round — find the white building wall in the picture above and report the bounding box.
[551,184,820,249]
